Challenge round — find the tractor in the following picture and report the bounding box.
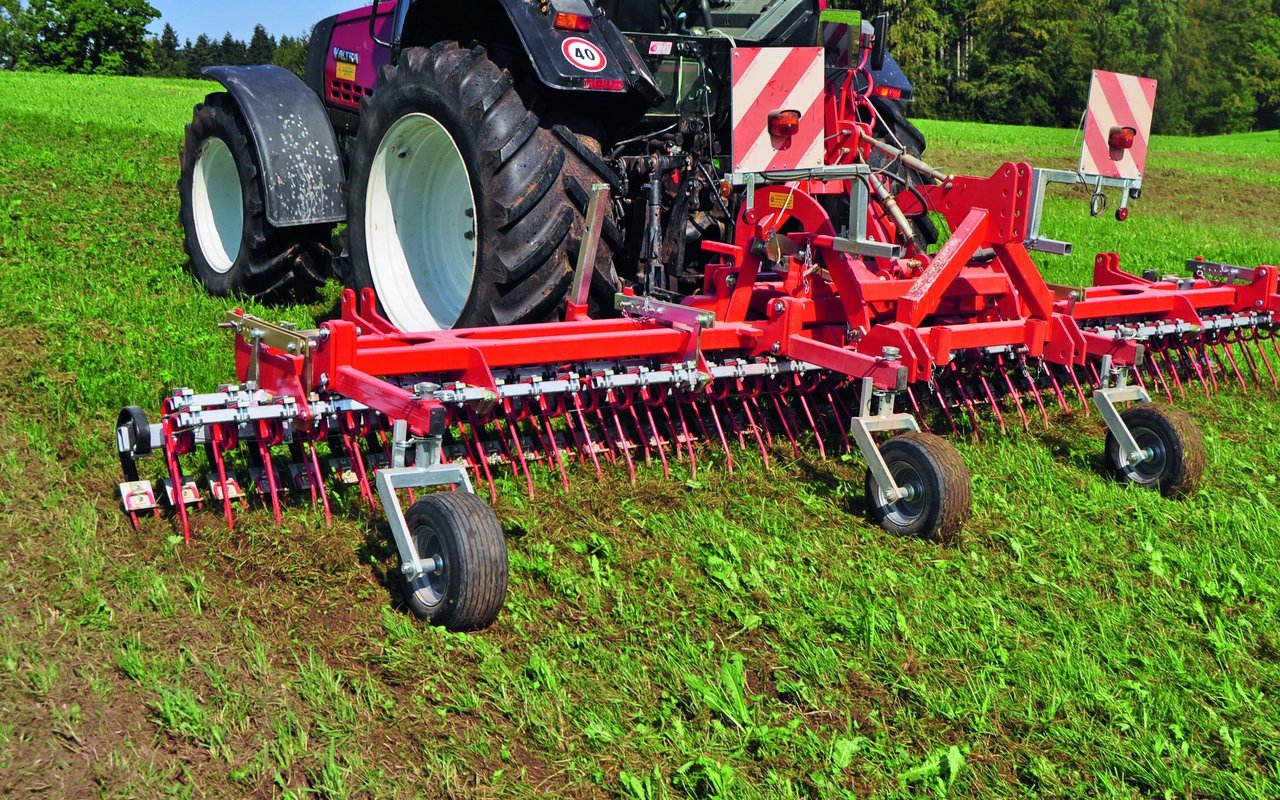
[179,0,930,331]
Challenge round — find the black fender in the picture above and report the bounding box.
[202,65,347,228]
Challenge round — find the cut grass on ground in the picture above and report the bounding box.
[0,72,1278,798]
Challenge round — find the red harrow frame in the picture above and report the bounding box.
[116,156,1278,628]
[116,42,1279,629]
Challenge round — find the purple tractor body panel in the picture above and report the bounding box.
[326,6,396,110]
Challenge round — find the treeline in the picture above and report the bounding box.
[0,0,310,79]
[871,0,1280,134]
[148,23,311,81]
[3,0,1279,134]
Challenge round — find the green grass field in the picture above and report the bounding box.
[1,71,1279,799]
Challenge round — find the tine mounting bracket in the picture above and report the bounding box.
[850,377,921,506]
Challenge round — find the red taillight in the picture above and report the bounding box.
[554,12,592,31]
[873,85,904,100]
[582,77,624,91]
[1108,126,1137,150]
[768,109,802,138]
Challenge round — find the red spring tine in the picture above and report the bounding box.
[659,405,683,463]
[769,392,801,458]
[553,396,586,466]
[344,433,376,511]
[1147,352,1174,402]
[306,442,332,526]
[1178,344,1212,396]
[466,411,499,505]
[932,382,959,435]
[795,389,826,459]
[711,383,747,448]
[500,409,536,499]
[539,401,571,491]
[162,432,192,543]
[209,434,235,532]
[1020,361,1050,426]
[905,386,931,434]
[671,397,698,478]
[1236,333,1263,389]
[593,406,619,464]
[827,389,855,452]
[258,440,283,525]
[1220,339,1248,392]
[643,400,670,479]
[1160,350,1186,400]
[748,393,774,449]
[950,366,982,441]
[686,394,714,452]
[611,406,637,484]
[640,387,672,472]
[998,360,1029,431]
[705,397,735,474]
[1255,337,1278,390]
[1195,342,1220,394]
[572,394,604,480]
[1045,365,1071,413]
[627,405,652,467]
[978,373,1006,435]
[1087,360,1102,391]
[740,394,770,467]
[128,510,140,531]
[1067,366,1090,415]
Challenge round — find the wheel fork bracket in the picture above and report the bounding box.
[850,377,921,507]
[1093,355,1153,468]
[376,420,476,581]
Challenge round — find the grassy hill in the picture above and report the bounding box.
[0,71,1278,799]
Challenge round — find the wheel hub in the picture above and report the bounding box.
[1127,425,1168,482]
[881,461,926,526]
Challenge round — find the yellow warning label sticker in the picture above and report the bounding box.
[768,193,795,210]
[336,62,357,82]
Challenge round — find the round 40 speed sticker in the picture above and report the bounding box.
[562,37,608,73]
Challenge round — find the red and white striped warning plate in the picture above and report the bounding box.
[731,47,825,174]
[1079,70,1158,181]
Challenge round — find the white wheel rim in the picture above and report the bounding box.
[192,137,244,274]
[366,113,478,331]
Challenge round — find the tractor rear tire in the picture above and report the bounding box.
[178,93,333,299]
[347,42,617,331]
[403,491,509,631]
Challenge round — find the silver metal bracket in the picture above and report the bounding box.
[846,178,903,260]
[378,418,475,581]
[615,294,716,330]
[1025,167,1142,254]
[850,377,921,506]
[1092,355,1153,468]
[570,183,611,308]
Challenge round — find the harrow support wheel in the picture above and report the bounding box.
[402,492,508,631]
[1105,404,1205,498]
[865,433,971,541]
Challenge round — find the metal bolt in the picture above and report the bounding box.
[773,300,785,314]
[771,342,781,354]
[881,346,901,361]
[725,274,737,288]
